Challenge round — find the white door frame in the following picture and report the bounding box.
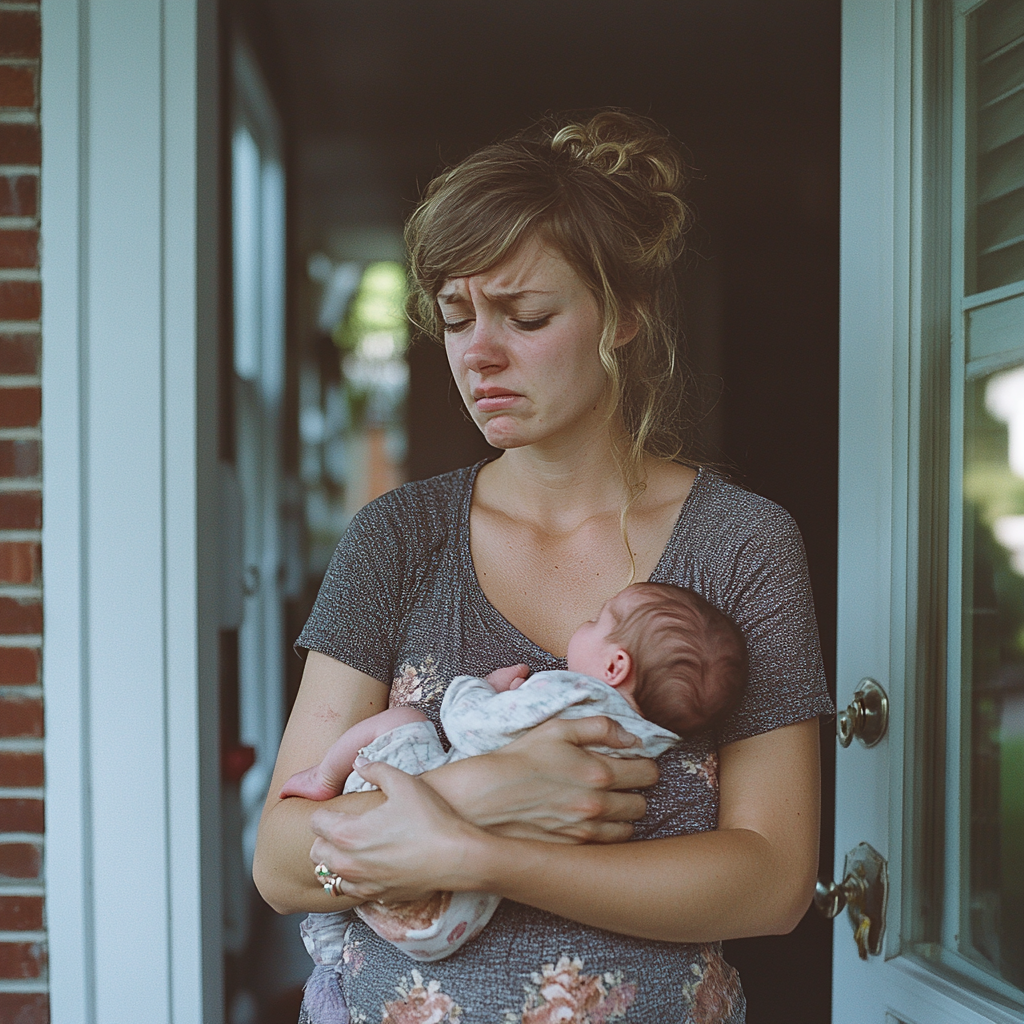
[836,1,1021,1021]
[40,2,221,1021]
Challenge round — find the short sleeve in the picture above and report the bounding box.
[711,503,834,745]
[294,496,408,685]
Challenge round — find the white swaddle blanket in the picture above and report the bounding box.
[333,670,680,962]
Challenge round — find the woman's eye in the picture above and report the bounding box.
[443,319,472,334]
[513,316,551,331]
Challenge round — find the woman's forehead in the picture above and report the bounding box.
[437,237,579,303]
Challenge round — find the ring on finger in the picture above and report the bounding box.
[314,862,345,897]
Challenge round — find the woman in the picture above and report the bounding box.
[254,110,834,1023]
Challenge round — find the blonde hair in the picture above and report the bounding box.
[405,110,695,568]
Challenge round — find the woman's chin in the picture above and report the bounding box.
[479,419,530,450]
[481,432,528,451]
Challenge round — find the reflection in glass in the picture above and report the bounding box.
[962,364,1024,990]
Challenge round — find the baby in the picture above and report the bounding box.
[285,581,747,963]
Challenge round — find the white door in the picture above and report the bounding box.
[835,1,1023,1021]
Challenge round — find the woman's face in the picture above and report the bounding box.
[438,235,622,452]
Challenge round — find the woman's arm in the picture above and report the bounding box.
[253,652,392,913]
[254,651,658,915]
[310,717,821,941]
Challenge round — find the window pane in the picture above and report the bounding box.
[962,364,1024,990]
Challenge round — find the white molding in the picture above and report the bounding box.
[40,2,221,1021]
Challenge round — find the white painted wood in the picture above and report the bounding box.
[40,1,221,1021]
[967,290,1024,362]
[838,0,1023,1019]
[835,4,901,1017]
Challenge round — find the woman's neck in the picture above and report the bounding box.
[479,429,637,532]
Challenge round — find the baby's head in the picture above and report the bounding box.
[566,582,747,735]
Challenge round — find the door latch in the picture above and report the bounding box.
[815,842,888,959]
[837,678,889,747]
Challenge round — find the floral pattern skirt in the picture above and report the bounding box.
[296,905,745,1024]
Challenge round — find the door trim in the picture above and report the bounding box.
[40,1,221,1020]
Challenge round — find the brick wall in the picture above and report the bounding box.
[0,2,46,1021]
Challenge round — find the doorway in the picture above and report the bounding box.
[226,2,840,1021]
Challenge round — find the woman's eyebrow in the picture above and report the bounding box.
[438,287,555,304]
[485,288,555,301]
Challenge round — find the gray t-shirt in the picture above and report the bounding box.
[295,463,833,1024]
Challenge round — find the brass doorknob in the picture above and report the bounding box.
[837,678,888,747]
[814,873,865,920]
[816,842,888,959]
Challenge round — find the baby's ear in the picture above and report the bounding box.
[604,648,633,688]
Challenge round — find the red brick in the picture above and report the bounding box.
[0,541,38,583]
[0,842,41,878]
[0,387,39,427]
[0,940,46,979]
[0,895,43,930]
[0,647,39,685]
[0,124,40,166]
[0,66,34,109]
[0,281,39,321]
[0,176,37,218]
[0,752,42,788]
[0,231,36,269]
[0,440,39,478]
[0,799,43,832]
[0,12,40,59]
[0,695,42,738]
[0,598,41,634]
[0,992,48,1024]
[0,491,40,529]
[0,333,37,374]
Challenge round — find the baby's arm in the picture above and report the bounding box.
[279,705,428,800]
[484,663,531,693]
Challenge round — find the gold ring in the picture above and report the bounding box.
[314,862,333,881]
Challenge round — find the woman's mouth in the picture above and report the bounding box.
[473,388,522,412]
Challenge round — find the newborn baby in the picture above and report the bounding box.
[285,581,747,963]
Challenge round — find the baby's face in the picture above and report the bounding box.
[566,593,630,678]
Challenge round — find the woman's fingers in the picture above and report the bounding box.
[594,787,649,821]
[438,716,658,838]
[537,717,661,789]
[594,750,660,790]
[551,715,642,750]
[308,759,491,901]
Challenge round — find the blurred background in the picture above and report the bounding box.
[215,2,840,1021]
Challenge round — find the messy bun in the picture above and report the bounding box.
[406,109,694,501]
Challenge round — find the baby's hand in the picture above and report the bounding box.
[279,764,345,801]
[484,663,531,692]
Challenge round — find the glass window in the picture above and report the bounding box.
[919,0,1024,1004]
[962,363,1024,991]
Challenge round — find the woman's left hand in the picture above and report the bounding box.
[309,759,490,904]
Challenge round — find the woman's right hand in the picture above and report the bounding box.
[428,715,658,843]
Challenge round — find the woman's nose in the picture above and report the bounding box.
[462,319,508,374]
